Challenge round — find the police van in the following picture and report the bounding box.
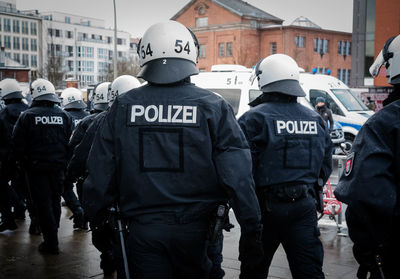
[191,65,370,147]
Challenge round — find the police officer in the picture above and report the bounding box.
[0,79,28,232]
[83,21,263,279]
[12,79,73,254]
[334,35,400,279]
[315,96,334,131]
[238,54,332,278]
[62,86,103,230]
[69,76,140,276]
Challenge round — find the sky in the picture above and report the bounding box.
[17,0,353,37]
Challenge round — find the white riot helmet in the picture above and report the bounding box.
[137,20,199,84]
[108,75,141,106]
[92,82,111,111]
[369,35,400,85]
[0,78,23,100]
[30,78,60,103]
[250,54,305,97]
[61,87,86,109]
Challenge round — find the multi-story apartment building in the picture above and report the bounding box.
[0,0,41,80]
[41,11,131,87]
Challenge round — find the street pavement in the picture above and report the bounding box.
[0,207,358,279]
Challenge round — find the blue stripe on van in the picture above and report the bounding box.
[338,122,362,131]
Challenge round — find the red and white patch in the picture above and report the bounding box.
[344,152,355,176]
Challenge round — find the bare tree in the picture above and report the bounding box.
[106,56,141,81]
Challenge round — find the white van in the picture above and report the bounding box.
[191,65,371,146]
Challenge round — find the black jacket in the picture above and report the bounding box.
[238,93,333,188]
[65,108,89,129]
[12,101,73,171]
[315,105,334,131]
[83,81,262,233]
[334,88,400,254]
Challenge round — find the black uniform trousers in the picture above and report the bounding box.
[259,193,324,279]
[0,179,13,221]
[28,170,64,248]
[125,214,212,279]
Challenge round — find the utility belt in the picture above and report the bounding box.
[130,211,210,225]
[258,183,312,204]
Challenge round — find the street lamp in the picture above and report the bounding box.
[113,0,118,80]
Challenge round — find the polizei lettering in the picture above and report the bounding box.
[130,105,198,126]
[35,116,64,125]
[275,120,318,135]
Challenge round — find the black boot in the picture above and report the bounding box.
[29,218,41,235]
[38,242,59,255]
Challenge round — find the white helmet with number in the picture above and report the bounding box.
[250,54,305,97]
[61,87,86,109]
[92,82,111,111]
[369,35,400,85]
[30,78,60,103]
[137,20,199,84]
[109,75,141,106]
[0,78,23,100]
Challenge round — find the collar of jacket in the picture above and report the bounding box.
[249,92,297,107]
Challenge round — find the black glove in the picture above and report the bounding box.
[353,244,385,279]
[239,228,265,279]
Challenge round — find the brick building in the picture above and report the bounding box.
[172,0,352,84]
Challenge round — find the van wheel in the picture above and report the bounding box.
[343,134,354,153]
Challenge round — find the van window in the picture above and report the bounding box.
[310,89,345,116]
[209,89,241,114]
[249,89,262,103]
[331,89,368,111]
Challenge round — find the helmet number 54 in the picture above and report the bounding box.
[175,40,190,54]
[141,43,153,59]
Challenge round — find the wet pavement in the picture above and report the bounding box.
[0,207,358,279]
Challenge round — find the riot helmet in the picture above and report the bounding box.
[108,75,141,106]
[369,35,400,85]
[30,78,60,103]
[0,78,23,100]
[137,21,199,84]
[60,87,86,109]
[250,54,305,97]
[92,82,111,111]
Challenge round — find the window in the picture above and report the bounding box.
[66,30,73,39]
[31,55,37,67]
[98,61,108,72]
[338,41,351,56]
[98,48,109,59]
[55,29,61,37]
[77,60,94,72]
[107,36,112,44]
[117,38,126,45]
[270,42,277,54]
[5,52,11,58]
[337,69,351,85]
[331,89,367,111]
[76,46,94,58]
[13,53,20,63]
[295,36,305,48]
[218,43,225,57]
[4,36,11,49]
[0,18,2,31]
[22,38,29,50]
[22,54,29,66]
[12,20,19,33]
[67,60,73,71]
[66,45,73,57]
[30,22,37,35]
[4,18,10,32]
[22,21,29,34]
[30,39,37,51]
[249,89,262,103]
[118,51,124,58]
[310,89,344,116]
[196,17,208,27]
[65,17,71,24]
[13,37,20,50]
[208,89,241,115]
[199,44,206,58]
[314,38,329,54]
[226,42,233,56]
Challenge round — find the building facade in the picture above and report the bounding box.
[351,0,400,87]
[173,0,352,84]
[41,11,131,87]
[0,0,41,80]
